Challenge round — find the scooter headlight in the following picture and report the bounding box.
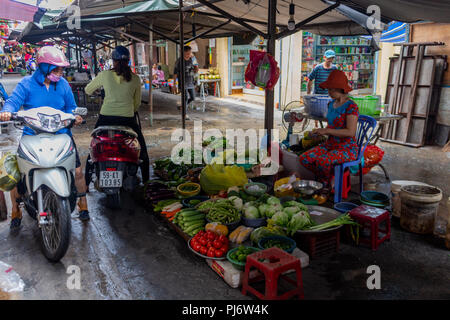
[37,113,62,133]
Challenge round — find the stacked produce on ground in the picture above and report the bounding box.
[173,208,206,237]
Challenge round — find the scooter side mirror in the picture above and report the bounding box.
[74,107,87,116]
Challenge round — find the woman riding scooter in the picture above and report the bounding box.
[84,45,149,183]
[0,46,90,230]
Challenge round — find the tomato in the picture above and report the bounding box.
[200,246,208,255]
[191,239,198,247]
[215,249,223,258]
[199,238,208,246]
[219,248,227,256]
[218,235,228,244]
[207,232,216,241]
[194,244,202,252]
[207,248,216,257]
[197,230,205,237]
[213,240,222,249]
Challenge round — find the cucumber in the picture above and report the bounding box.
[182,214,205,222]
[180,210,201,217]
[183,219,205,228]
[189,227,204,237]
[184,222,205,233]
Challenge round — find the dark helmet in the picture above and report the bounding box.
[112,46,130,60]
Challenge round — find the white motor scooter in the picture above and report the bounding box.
[4,106,86,262]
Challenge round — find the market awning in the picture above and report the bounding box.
[380,21,408,43]
[338,0,450,24]
[0,0,47,23]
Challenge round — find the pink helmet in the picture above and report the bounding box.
[36,46,70,67]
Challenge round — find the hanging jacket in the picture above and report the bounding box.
[1,67,77,136]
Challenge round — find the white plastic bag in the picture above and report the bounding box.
[0,261,25,296]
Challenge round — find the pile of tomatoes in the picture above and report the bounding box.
[190,230,229,258]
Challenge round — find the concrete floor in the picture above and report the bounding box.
[0,74,449,300]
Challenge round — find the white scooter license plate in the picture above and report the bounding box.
[99,171,123,188]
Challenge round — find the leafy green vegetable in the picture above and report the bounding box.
[250,225,287,244]
[244,206,260,219]
[258,204,269,217]
[272,211,289,227]
[266,196,281,206]
[283,206,301,219]
[283,201,308,212]
[306,213,359,231]
[228,196,244,211]
[265,203,282,218]
[287,212,313,235]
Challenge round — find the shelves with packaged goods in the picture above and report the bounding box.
[317,44,371,47]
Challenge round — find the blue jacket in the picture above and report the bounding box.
[2,68,77,136]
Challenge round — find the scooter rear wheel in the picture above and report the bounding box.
[106,193,121,209]
[40,190,71,262]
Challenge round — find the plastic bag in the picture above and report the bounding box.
[245,50,280,90]
[364,145,385,168]
[199,164,248,195]
[0,261,25,298]
[0,152,20,192]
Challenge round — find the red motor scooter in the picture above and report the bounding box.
[86,125,141,208]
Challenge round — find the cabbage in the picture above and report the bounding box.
[244,206,260,219]
[266,196,281,205]
[258,204,270,217]
[272,211,289,227]
[283,201,308,212]
[265,203,283,218]
[243,201,256,209]
[228,196,243,211]
[283,206,300,219]
[287,212,313,235]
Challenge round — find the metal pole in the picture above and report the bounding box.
[92,41,98,76]
[149,21,153,126]
[0,191,7,221]
[265,0,277,151]
[179,0,186,129]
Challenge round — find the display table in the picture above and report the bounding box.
[197,79,221,112]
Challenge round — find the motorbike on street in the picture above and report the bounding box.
[2,106,87,262]
[85,121,141,209]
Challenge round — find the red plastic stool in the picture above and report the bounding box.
[241,247,304,300]
[331,169,351,199]
[348,205,391,251]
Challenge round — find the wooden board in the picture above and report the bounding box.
[381,44,446,147]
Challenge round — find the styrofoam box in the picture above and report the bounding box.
[206,248,309,289]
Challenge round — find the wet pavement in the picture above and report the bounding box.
[0,74,449,300]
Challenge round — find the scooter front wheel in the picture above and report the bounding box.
[40,190,71,262]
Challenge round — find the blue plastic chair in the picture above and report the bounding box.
[333,115,377,203]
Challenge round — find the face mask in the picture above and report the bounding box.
[47,73,61,82]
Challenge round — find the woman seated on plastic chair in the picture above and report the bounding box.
[298,70,359,188]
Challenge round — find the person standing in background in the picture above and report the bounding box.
[173,46,199,120]
[306,49,337,95]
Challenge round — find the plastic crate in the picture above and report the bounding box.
[303,95,332,117]
[351,95,381,116]
[294,230,340,259]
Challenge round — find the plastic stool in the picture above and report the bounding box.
[332,169,351,200]
[241,247,304,300]
[348,205,391,251]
